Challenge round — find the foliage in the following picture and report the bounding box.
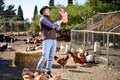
[4,5,16,18]
[1,0,120,32]
[33,5,38,21]
[86,0,120,13]
[68,0,73,4]
[49,0,54,6]
[29,15,40,32]
[50,4,95,30]
[0,0,5,18]
[73,23,87,30]
[60,24,74,30]
[50,7,58,21]
[27,6,39,32]
[13,21,23,32]
[49,5,82,30]
[17,5,24,20]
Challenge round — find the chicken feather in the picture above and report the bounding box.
[54,55,69,68]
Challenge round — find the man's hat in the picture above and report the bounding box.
[40,6,51,15]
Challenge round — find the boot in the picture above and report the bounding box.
[46,71,52,78]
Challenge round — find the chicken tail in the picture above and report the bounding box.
[54,55,58,61]
[66,55,69,60]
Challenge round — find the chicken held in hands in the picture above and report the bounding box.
[58,8,68,23]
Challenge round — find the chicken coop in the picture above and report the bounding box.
[0,21,30,34]
[0,20,32,42]
[71,11,120,70]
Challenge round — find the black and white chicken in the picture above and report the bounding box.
[0,43,8,51]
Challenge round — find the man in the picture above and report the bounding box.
[36,6,64,78]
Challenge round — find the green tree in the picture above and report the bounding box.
[4,5,16,18]
[68,0,73,4]
[0,0,5,18]
[99,0,120,3]
[50,5,89,30]
[33,5,38,21]
[24,18,30,31]
[29,15,40,32]
[100,0,120,11]
[30,5,39,32]
[86,0,120,13]
[49,0,54,6]
[65,5,91,25]
[17,5,24,20]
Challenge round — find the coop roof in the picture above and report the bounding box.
[72,11,120,33]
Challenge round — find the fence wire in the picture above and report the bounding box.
[71,11,120,71]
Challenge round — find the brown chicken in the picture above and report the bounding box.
[79,53,86,63]
[49,75,61,80]
[34,70,48,80]
[56,46,60,53]
[68,51,85,65]
[22,68,34,80]
[34,70,46,77]
[34,70,61,80]
[54,55,69,68]
[58,8,68,23]
[22,68,61,80]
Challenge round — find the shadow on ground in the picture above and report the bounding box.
[0,59,24,80]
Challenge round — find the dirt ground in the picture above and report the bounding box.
[0,36,120,80]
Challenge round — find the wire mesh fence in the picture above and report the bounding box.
[0,21,30,34]
[71,11,120,71]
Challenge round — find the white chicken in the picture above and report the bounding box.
[35,44,42,50]
[78,48,85,53]
[84,51,94,62]
[60,43,64,50]
[65,44,71,52]
[109,42,114,47]
[7,43,12,49]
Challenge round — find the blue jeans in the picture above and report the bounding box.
[36,39,56,72]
